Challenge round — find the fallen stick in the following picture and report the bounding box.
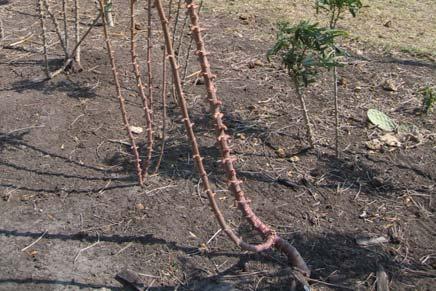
[21,230,47,252]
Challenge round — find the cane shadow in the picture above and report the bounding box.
[377,56,436,70]
[0,278,124,291]
[0,229,429,290]
[7,75,98,100]
[0,129,138,195]
[310,153,433,199]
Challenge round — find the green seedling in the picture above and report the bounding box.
[316,0,363,28]
[268,20,345,148]
[315,0,363,157]
[420,86,435,114]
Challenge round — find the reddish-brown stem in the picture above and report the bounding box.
[142,0,154,177]
[146,0,154,109]
[153,44,168,174]
[98,0,144,186]
[182,0,203,82]
[154,0,282,260]
[130,0,154,175]
[184,1,310,276]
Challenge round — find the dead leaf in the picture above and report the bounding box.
[381,79,398,92]
[365,139,383,150]
[380,133,401,147]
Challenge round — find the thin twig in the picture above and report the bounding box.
[21,231,47,252]
[37,0,50,78]
[42,0,68,57]
[98,0,144,186]
[74,236,100,263]
[74,0,81,67]
[154,42,168,173]
[182,0,203,81]
[130,0,154,176]
[294,76,315,148]
[62,0,68,55]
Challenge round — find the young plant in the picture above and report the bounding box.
[316,0,363,29]
[315,0,363,157]
[268,21,345,148]
[420,86,436,114]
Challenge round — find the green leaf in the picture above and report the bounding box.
[367,109,397,132]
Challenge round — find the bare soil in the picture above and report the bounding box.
[0,1,435,290]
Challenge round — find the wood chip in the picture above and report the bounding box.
[356,236,389,246]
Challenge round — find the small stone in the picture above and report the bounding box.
[355,49,364,56]
[381,79,398,92]
[238,14,249,21]
[380,133,401,147]
[254,59,264,67]
[365,139,383,150]
[337,77,348,86]
[135,203,144,211]
[235,133,246,140]
[289,156,300,162]
[275,148,286,158]
[354,86,362,92]
[129,126,143,134]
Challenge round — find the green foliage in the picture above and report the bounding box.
[315,0,363,27]
[367,109,397,132]
[267,21,345,87]
[420,86,435,114]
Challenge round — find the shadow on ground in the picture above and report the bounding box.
[0,228,429,290]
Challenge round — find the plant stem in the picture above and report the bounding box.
[182,0,203,81]
[141,0,154,177]
[155,0,281,254]
[105,0,114,27]
[184,0,310,276]
[98,0,144,186]
[333,63,339,158]
[0,16,4,42]
[42,0,68,57]
[294,76,315,148]
[130,0,154,176]
[74,0,81,67]
[154,44,168,174]
[37,0,50,78]
[49,12,102,79]
[62,0,68,55]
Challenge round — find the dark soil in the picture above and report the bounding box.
[0,1,435,290]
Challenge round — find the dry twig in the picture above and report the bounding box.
[130,0,154,175]
[98,0,144,186]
